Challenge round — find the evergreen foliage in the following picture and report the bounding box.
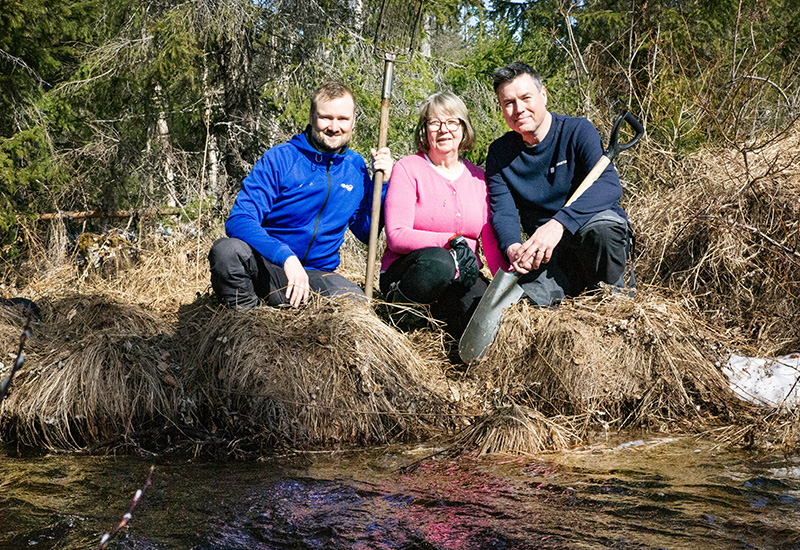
[1,0,798,247]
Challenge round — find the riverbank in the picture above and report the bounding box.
[1,126,799,457]
[0,246,793,457]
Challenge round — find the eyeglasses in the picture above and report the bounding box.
[427,118,462,132]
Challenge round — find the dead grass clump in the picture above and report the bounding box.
[186,296,460,451]
[337,231,371,287]
[705,402,799,454]
[74,231,139,277]
[476,287,745,432]
[628,123,800,354]
[451,402,578,456]
[91,226,211,309]
[0,296,186,451]
[0,303,33,354]
[42,294,170,338]
[8,223,212,311]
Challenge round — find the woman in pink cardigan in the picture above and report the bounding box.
[380,91,504,337]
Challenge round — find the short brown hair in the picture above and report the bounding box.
[310,81,355,118]
[414,91,476,153]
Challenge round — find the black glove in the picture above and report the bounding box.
[448,234,479,289]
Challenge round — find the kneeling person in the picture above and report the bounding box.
[487,62,632,306]
[209,81,393,309]
[380,91,504,337]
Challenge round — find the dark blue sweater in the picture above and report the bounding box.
[486,113,627,254]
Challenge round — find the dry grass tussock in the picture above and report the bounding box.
[451,403,579,456]
[0,224,209,451]
[184,295,460,451]
[1,223,465,454]
[0,295,187,451]
[6,221,211,310]
[474,287,749,436]
[629,122,800,354]
[711,407,800,451]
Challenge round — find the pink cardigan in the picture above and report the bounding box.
[381,153,506,274]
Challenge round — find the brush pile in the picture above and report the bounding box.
[628,124,800,354]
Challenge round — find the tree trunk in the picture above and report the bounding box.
[153,82,179,207]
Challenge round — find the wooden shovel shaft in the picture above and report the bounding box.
[365,59,394,300]
[563,155,612,208]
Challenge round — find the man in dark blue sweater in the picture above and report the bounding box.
[486,62,631,306]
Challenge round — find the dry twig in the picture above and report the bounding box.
[0,311,33,404]
[96,465,154,550]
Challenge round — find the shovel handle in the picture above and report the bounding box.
[563,111,643,208]
[606,110,644,161]
[365,58,395,301]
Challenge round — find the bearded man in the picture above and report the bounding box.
[209,81,393,309]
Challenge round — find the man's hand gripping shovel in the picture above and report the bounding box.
[458,111,644,364]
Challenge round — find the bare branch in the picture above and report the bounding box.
[701,215,800,264]
[35,208,184,221]
[96,465,155,550]
[0,311,33,404]
[735,74,792,108]
[0,47,47,87]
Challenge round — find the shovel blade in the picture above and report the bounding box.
[458,269,523,364]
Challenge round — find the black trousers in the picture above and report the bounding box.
[518,209,633,306]
[380,246,488,337]
[208,237,364,309]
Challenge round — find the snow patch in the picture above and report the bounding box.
[722,353,800,409]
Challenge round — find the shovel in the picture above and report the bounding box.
[458,111,644,364]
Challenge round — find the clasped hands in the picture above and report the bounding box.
[506,219,565,274]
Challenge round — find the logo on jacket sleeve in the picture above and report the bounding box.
[340,183,354,192]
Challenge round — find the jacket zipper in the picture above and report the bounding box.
[301,158,333,264]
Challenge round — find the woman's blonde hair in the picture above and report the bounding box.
[413,91,476,153]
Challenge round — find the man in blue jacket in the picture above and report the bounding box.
[487,62,631,306]
[209,81,393,309]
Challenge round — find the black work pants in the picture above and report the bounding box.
[208,237,364,309]
[518,209,632,306]
[380,246,488,337]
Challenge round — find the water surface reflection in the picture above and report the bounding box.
[1,437,799,549]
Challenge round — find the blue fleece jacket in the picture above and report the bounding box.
[486,113,627,254]
[225,129,380,271]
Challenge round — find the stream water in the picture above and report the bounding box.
[1,436,799,549]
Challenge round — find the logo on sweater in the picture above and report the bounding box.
[550,159,568,174]
[340,183,354,192]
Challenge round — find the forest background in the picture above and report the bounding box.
[1,0,799,351]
